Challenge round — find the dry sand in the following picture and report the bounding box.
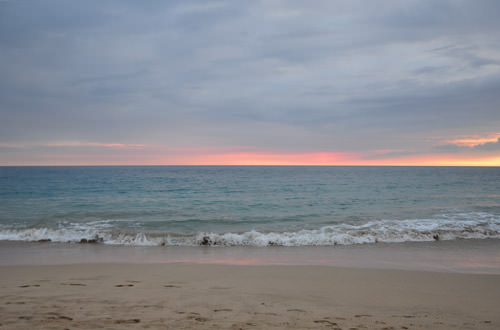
[1,263,499,329]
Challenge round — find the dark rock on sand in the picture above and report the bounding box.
[80,236,104,244]
[200,236,211,246]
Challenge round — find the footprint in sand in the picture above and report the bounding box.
[114,319,140,324]
[186,313,209,322]
[47,315,73,321]
[115,284,134,287]
[164,284,181,288]
[18,316,32,320]
[287,308,306,312]
[18,284,40,288]
[314,319,338,326]
[61,283,87,286]
[214,308,233,312]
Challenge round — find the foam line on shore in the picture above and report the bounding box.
[1,212,499,246]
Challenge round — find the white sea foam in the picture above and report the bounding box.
[1,212,500,247]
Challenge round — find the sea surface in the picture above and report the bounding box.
[1,166,499,247]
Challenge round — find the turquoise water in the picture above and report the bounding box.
[0,166,499,246]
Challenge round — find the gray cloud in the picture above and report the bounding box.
[1,0,500,163]
[436,138,500,153]
[477,138,500,151]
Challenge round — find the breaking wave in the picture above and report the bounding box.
[1,212,500,247]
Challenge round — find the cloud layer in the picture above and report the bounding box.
[1,0,499,164]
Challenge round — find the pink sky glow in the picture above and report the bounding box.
[5,146,498,166]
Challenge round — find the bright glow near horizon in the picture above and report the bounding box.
[2,146,499,166]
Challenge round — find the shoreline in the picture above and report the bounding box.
[1,263,499,329]
[1,238,500,274]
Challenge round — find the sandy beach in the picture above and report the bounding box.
[1,263,499,329]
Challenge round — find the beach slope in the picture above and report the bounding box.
[1,264,499,329]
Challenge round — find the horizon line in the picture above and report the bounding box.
[1,164,499,167]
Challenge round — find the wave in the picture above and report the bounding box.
[1,212,500,247]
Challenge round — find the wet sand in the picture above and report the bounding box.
[2,239,500,273]
[1,263,499,329]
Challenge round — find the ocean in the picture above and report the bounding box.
[1,166,500,247]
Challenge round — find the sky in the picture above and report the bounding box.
[1,0,499,166]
